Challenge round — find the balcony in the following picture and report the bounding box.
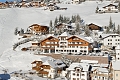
[32,66,40,71]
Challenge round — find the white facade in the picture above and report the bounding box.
[67,63,90,80]
[55,32,92,54]
[91,67,109,80]
[115,45,120,60]
[101,34,120,47]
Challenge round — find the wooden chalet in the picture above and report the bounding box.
[40,36,59,53]
[67,35,93,52]
[0,2,7,9]
[28,24,49,35]
[88,23,102,31]
[31,57,66,78]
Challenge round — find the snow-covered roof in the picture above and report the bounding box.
[100,34,120,39]
[41,57,66,68]
[67,35,93,43]
[85,37,94,43]
[92,64,108,67]
[80,60,98,64]
[67,63,90,71]
[59,32,70,37]
[43,60,57,68]
[98,67,108,73]
[92,67,108,73]
[40,56,54,63]
[116,45,120,49]
[112,60,120,70]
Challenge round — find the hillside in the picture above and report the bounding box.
[0,1,120,79]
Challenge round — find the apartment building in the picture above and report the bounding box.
[40,32,93,54]
[100,34,120,47]
[67,63,90,80]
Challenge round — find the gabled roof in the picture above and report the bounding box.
[92,67,108,73]
[103,3,118,8]
[59,32,70,37]
[67,35,93,43]
[40,56,54,63]
[101,34,120,39]
[88,23,101,27]
[67,63,90,71]
[41,35,59,42]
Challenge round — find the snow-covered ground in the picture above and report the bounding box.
[0,1,120,79]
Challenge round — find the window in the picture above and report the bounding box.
[77,78,79,80]
[73,73,75,75]
[72,50,74,52]
[73,78,76,80]
[75,50,77,52]
[77,69,80,71]
[77,74,79,76]
[82,74,85,76]
[84,50,87,52]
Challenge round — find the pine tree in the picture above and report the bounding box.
[106,27,110,33]
[20,28,24,34]
[71,15,76,23]
[109,16,113,29]
[59,15,63,23]
[76,14,81,23]
[49,20,53,34]
[113,23,116,33]
[116,25,120,34]
[75,23,81,34]
[63,16,67,23]
[54,17,58,26]
[14,27,18,35]
[95,6,99,13]
[84,26,91,36]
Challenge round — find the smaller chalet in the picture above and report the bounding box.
[0,2,7,9]
[28,24,49,35]
[55,23,73,32]
[87,23,102,31]
[31,56,66,78]
[98,3,119,13]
